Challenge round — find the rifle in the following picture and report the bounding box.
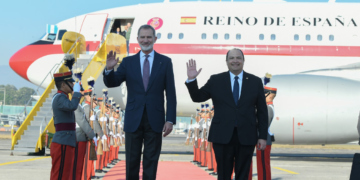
[194,112,200,148]
[200,108,208,151]
[185,115,193,145]
[206,111,213,152]
[89,91,94,129]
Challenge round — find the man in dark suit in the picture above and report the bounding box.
[103,24,176,180]
[185,49,268,180]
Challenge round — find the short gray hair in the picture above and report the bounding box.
[137,24,156,37]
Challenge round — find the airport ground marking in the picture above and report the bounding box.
[273,167,299,174]
[0,156,50,166]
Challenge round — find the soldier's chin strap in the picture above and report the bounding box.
[65,81,74,92]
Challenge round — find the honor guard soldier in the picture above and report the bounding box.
[248,73,277,180]
[82,89,103,180]
[206,106,215,172]
[192,108,201,163]
[103,102,111,168]
[95,97,106,173]
[208,106,218,175]
[74,88,96,180]
[255,86,277,180]
[50,71,82,180]
[200,103,210,167]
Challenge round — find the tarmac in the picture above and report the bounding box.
[0,133,358,180]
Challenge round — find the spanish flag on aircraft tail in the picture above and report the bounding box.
[180,17,196,24]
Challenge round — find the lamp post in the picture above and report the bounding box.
[0,88,5,106]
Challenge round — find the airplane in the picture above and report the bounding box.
[8,1,360,145]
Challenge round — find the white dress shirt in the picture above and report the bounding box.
[139,50,155,77]
[104,50,155,75]
[186,71,243,100]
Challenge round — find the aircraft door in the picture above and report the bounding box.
[79,13,108,50]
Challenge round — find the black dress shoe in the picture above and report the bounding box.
[95,169,102,173]
[91,176,99,179]
[102,170,108,173]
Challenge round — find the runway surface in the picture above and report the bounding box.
[0,135,358,179]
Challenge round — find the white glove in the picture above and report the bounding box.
[207,121,211,126]
[202,124,207,129]
[100,117,105,122]
[110,117,114,121]
[90,115,96,121]
[110,131,114,136]
[93,137,97,146]
[102,135,107,140]
[112,122,116,125]
[73,82,81,92]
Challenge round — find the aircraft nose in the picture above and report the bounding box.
[9,45,38,81]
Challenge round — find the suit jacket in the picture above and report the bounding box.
[52,92,82,147]
[83,104,104,137]
[120,31,126,37]
[103,51,177,133]
[75,104,95,142]
[185,71,268,145]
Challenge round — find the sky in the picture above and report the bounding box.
[0,0,359,89]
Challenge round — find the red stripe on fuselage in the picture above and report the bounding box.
[9,41,100,81]
[130,43,360,57]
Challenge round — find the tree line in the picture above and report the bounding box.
[0,85,35,105]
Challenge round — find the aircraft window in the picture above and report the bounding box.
[329,35,334,41]
[57,30,67,40]
[168,33,172,39]
[213,33,218,40]
[306,34,311,41]
[201,33,206,40]
[47,34,56,41]
[236,34,241,40]
[271,34,276,41]
[224,33,229,40]
[317,35,322,41]
[179,33,184,39]
[294,34,299,41]
[157,33,161,39]
[259,34,264,40]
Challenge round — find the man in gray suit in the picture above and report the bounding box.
[50,71,81,180]
[73,88,96,180]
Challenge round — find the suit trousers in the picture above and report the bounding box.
[213,128,255,180]
[125,107,162,180]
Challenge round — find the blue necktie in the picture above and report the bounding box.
[233,76,239,105]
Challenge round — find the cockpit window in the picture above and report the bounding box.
[47,34,56,41]
[57,30,67,40]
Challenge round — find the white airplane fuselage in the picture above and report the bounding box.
[9,2,360,144]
